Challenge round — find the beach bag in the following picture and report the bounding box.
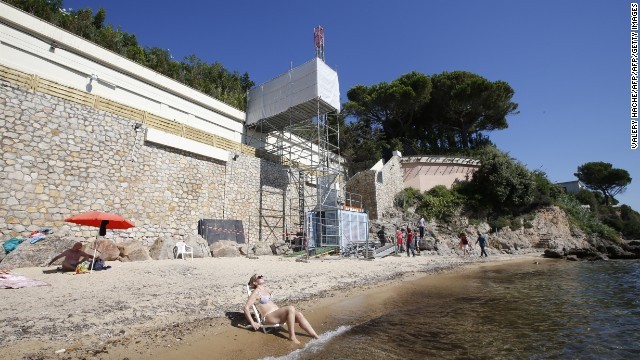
[75,261,91,274]
[90,258,105,271]
[2,238,24,254]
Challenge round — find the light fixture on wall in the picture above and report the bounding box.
[49,41,58,52]
[232,154,239,161]
[133,123,143,131]
[90,74,99,83]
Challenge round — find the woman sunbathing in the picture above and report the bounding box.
[244,273,319,344]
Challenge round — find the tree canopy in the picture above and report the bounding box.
[4,0,254,109]
[342,70,518,173]
[574,162,632,205]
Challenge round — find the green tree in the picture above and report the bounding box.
[458,146,536,215]
[420,71,519,150]
[574,162,632,205]
[344,71,432,140]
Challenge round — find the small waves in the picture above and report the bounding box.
[260,325,353,360]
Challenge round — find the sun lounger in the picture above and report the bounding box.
[245,284,281,333]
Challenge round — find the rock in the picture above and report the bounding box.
[543,249,564,259]
[183,234,211,258]
[270,240,292,255]
[148,237,176,260]
[118,240,151,262]
[0,230,82,269]
[420,238,436,251]
[605,245,636,259]
[566,255,579,261]
[85,238,120,261]
[251,242,273,256]
[209,240,241,257]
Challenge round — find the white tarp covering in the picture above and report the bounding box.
[306,210,368,248]
[246,57,340,128]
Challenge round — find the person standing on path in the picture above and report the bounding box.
[406,227,416,257]
[419,216,425,239]
[476,233,488,257]
[396,227,404,253]
[377,226,387,246]
[459,233,470,257]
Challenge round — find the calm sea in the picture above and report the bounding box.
[268,259,640,359]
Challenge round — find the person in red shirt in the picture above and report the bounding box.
[396,227,404,252]
[459,233,470,256]
[406,227,416,257]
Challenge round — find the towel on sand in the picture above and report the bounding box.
[0,274,50,289]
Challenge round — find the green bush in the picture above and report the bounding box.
[416,186,463,221]
[555,194,620,241]
[394,187,424,211]
[488,216,511,231]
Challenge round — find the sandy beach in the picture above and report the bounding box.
[0,252,544,359]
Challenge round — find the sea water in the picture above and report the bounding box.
[268,260,640,359]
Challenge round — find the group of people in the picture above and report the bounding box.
[376,216,428,258]
[458,232,489,257]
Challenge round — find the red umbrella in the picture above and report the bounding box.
[65,211,135,273]
[65,211,135,230]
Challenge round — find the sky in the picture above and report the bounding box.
[64,0,639,210]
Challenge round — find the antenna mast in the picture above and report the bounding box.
[314,25,325,62]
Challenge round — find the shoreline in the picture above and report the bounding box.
[0,253,544,359]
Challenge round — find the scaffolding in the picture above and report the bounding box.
[246,56,345,248]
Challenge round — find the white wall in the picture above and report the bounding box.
[0,2,244,144]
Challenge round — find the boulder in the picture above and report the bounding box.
[543,249,564,259]
[85,238,120,261]
[210,240,242,257]
[270,240,292,255]
[420,238,437,251]
[605,245,636,259]
[183,234,211,258]
[118,240,151,262]
[251,242,273,256]
[0,230,81,269]
[148,237,176,260]
[566,255,579,261]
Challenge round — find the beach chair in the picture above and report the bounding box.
[175,241,193,260]
[245,285,281,333]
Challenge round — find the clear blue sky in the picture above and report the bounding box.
[64,0,638,210]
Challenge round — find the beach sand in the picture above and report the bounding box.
[0,252,543,359]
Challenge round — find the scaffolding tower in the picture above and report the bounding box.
[246,56,344,247]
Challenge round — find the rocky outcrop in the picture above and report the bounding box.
[370,205,639,260]
[0,230,82,269]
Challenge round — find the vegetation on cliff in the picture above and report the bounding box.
[3,0,254,109]
[395,148,639,241]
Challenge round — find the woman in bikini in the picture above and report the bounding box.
[244,274,319,344]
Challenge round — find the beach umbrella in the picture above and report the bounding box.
[64,211,135,273]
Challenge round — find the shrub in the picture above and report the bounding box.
[417,186,463,221]
[488,216,511,231]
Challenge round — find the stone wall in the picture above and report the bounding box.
[345,155,404,220]
[374,156,404,218]
[0,80,293,246]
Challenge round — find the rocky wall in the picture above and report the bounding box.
[0,80,292,246]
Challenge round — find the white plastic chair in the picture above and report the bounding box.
[245,285,281,333]
[175,241,193,260]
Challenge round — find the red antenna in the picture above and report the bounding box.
[314,26,325,61]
